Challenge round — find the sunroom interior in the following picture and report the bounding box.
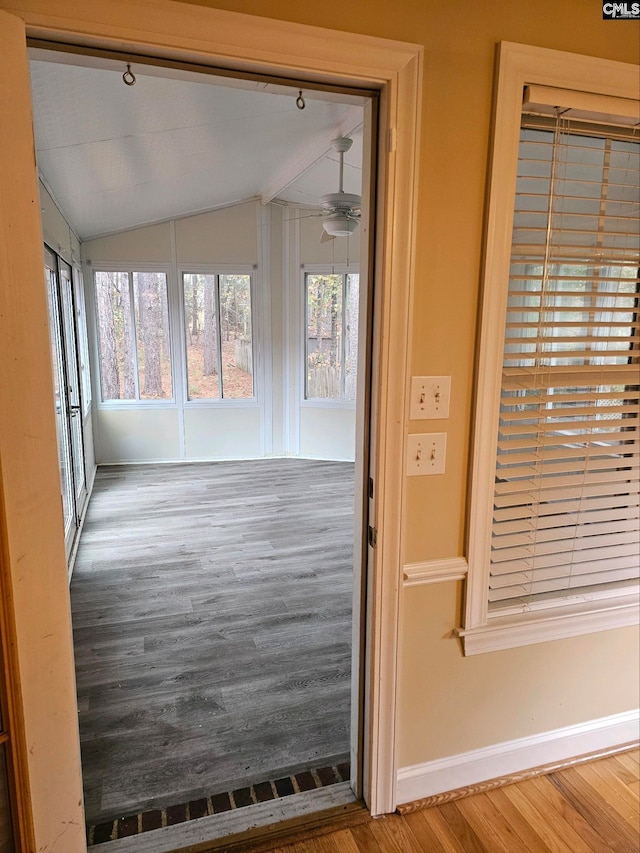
[31,46,369,838]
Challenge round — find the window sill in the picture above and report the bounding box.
[300,399,356,410]
[97,400,176,409]
[97,399,259,409]
[457,591,640,655]
[184,399,258,408]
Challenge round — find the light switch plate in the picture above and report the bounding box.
[406,433,447,476]
[410,376,451,419]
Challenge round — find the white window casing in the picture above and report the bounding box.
[461,43,640,655]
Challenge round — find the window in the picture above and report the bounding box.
[74,267,92,417]
[182,273,253,400]
[305,272,359,401]
[94,270,172,401]
[462,45,639,654]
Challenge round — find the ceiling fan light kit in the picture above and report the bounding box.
[322,211,360,237]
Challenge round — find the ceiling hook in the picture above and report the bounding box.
[296,90,306,110]
[123,64,136,86]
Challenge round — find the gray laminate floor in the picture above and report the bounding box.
[71,459,354,825]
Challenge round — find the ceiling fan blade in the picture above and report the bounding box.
[320,229,336,243]
[283,211,323,223]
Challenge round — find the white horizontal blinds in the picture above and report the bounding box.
[490,115,640,609]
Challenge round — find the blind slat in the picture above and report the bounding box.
[498,434,640,453]
[493,491,640,522]
[491,528,640,563]
[493,476,639,507]
[490,538,640,573]
[497,416,638,436]
[493,501,640,535]
[489,564,638,601]
[498,403,639,422]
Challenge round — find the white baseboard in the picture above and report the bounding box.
[396,709,639,806]
[67,463,98,583]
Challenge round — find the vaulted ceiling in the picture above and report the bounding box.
[29,51,365,240]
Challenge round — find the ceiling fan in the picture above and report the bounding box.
[284,136,361,241]
[319,136,362,240]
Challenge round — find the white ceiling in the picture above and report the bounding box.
[29,54,365,240]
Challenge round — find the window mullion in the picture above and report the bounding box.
[215,275,224,399]
[129,271,141,400]
[341,274,347,400]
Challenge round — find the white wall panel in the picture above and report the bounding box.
[40,181,74,262]
[96,408,181,462]
[299,406,355,461]
[184,406,262,459]
[83,410,96,484]
[269,203,285,455]
[83,221,172,263]
[175,202,258,264]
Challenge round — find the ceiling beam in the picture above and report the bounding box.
[260,105,363,205]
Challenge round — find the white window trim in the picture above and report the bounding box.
[178,264,258,406]
[463,42,640,656]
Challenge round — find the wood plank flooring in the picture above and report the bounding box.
[261,749,640,853]
[71,459,355,826]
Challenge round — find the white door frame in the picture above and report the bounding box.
[0,1,422,848]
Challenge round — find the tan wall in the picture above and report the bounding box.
[399,585,639,766]
[173,0,640,766]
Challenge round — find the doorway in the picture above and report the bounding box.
[44,245,89,559]
[31,46,375,845]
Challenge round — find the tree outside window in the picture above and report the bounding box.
[94,270,172,401]
[305,272,359,401]
[182,273,253,400]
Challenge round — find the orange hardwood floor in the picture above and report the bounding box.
[264,748,639,853]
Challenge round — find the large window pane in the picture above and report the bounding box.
[132,272,172,399]
[219,275,253,398]
[182,273,253,400]
[183,273,220,399]
[306,272,360,401]
[95,271,172,401]
[94,271,135,400]
[306,274,343,399]
[345,274,360,401]
[74,269,92,416]
[45,260,74,534]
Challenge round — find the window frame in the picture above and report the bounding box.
[461,43,640,655]
[301,264,360,408]
[179,264,257,407]
[92,262,175,407]
[73,264,93,418]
